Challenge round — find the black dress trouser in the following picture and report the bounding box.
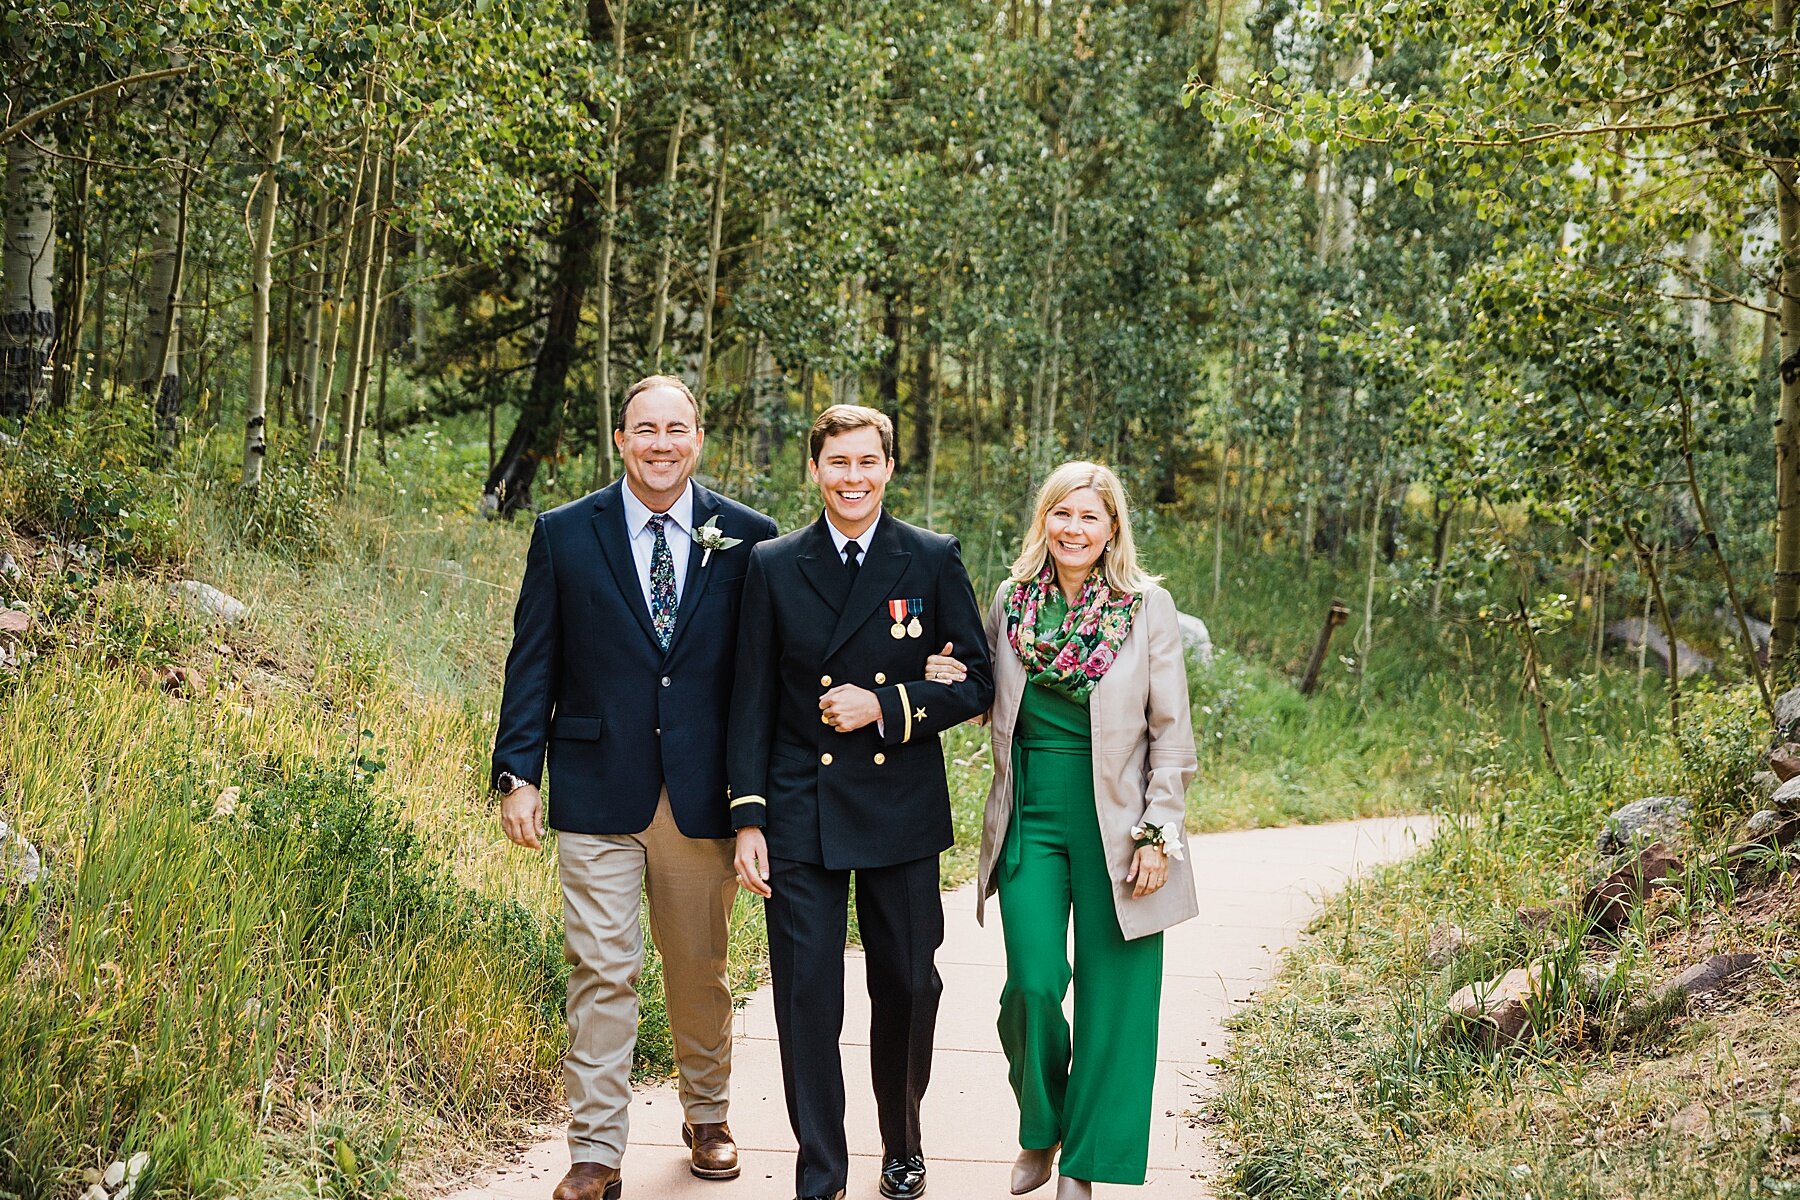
[766,853,945,1198]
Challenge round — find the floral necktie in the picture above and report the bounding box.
[647,514,677,651]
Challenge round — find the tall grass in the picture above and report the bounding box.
[1214,684,1800,1199]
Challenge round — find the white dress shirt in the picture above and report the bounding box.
[824,512,881,565]
[621,481,695,613]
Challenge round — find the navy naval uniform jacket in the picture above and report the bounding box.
[491,479,779,837]
[725,509,996,1195]
[726,512,995,867]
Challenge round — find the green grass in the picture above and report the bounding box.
[1210,683,1800,1199]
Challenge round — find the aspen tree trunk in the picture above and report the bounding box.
[338,149,384,481]
[696,127,729,420]
[141,167,190,455]
[1,87,55,422]
[1771,0,1800,680]
[646,21,695,369]
[89,205,110,387]
[1213,440,1229,605]
[922,345,942,526]
[53,144,90,409]
[108,230,144,406]
[592,0,627,489]
[911,332,934,467]
[1030,187,1067,476]
[300,200,328,437]
[346,153,394,483]
[242,99,286,489]
[312,86,374,458]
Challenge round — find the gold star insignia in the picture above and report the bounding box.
[913,706,927,722]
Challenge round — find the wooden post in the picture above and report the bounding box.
[1299,600,1350,696]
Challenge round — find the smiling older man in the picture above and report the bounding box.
[492,375,779,1200]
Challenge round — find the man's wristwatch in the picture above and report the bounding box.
[496,771,528,796]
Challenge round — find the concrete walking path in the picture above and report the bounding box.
[443,815,1435,1199]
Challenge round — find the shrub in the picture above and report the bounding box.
[2,419,186,568]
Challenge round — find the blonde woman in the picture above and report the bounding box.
[960,461,1198,1197]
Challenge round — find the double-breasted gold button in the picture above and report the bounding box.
[820,675,832,687]
[820,753,834,766]
[874,672,887,684]
[874,753,886,765]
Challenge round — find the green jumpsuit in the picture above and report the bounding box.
[997,590,1164,1185]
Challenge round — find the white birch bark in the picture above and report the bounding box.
[1,91,55,422]
[241,98,286,489]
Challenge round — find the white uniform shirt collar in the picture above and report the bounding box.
[824,511,881,561]
[622,480,695,538]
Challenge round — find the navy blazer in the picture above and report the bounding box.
[727,513,995,868]
[491,479,779,837]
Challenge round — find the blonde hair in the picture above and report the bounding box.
[1009,461,1160,594]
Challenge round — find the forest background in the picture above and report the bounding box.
[2,0,1799,1197]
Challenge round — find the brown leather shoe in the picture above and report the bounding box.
[682,1121,741,1180]
[551,1161,621,1200]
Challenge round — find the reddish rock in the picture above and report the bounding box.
[1771,744,1800,783]
[143,664,205,696]
[1445,958,1602,1047]
[1583,841,1682,934]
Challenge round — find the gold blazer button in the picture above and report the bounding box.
[875,672,887,684]
[820,674,832,687]
[874,753,886,765]
[820,753,833,766]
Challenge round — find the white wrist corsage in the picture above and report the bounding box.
[1131,822,1184,862]
[694,516,743,566]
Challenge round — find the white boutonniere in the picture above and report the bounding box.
[1131,822,1185,862]
[693,516,743,566]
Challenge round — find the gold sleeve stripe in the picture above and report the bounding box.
[730,794,766,808]
[897,682,913,744]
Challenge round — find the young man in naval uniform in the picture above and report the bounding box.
[727,404,995,1200]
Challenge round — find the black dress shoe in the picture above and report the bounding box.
[879,1153,926,1199]
[796,1191,845,1200]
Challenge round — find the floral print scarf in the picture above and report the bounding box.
[1005,563,1140,702]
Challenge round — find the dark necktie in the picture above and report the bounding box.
[647,514,677,651]
[843,539,862,582]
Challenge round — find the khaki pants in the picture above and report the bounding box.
[558,793,738,1166]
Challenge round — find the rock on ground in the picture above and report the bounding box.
[1771,743,1800,783]
[0,815,42,887]
[173,580,247,625]
[1584,841,1683,934]
[1177,611,1214,665]
[1445,958,1603,1047]
[1605,618,1714,679]
[1597,795,1691,856]
[1777,685,1800,741]
[1426,920,1469,968]
[1660,953,1760,1004]
[1772,776,1800,814]
[1746,810,1784,838]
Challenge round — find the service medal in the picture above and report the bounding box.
[906,598,924,639]
[888,598,908,639]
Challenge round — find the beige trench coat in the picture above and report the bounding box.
[975,581,1200,940]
